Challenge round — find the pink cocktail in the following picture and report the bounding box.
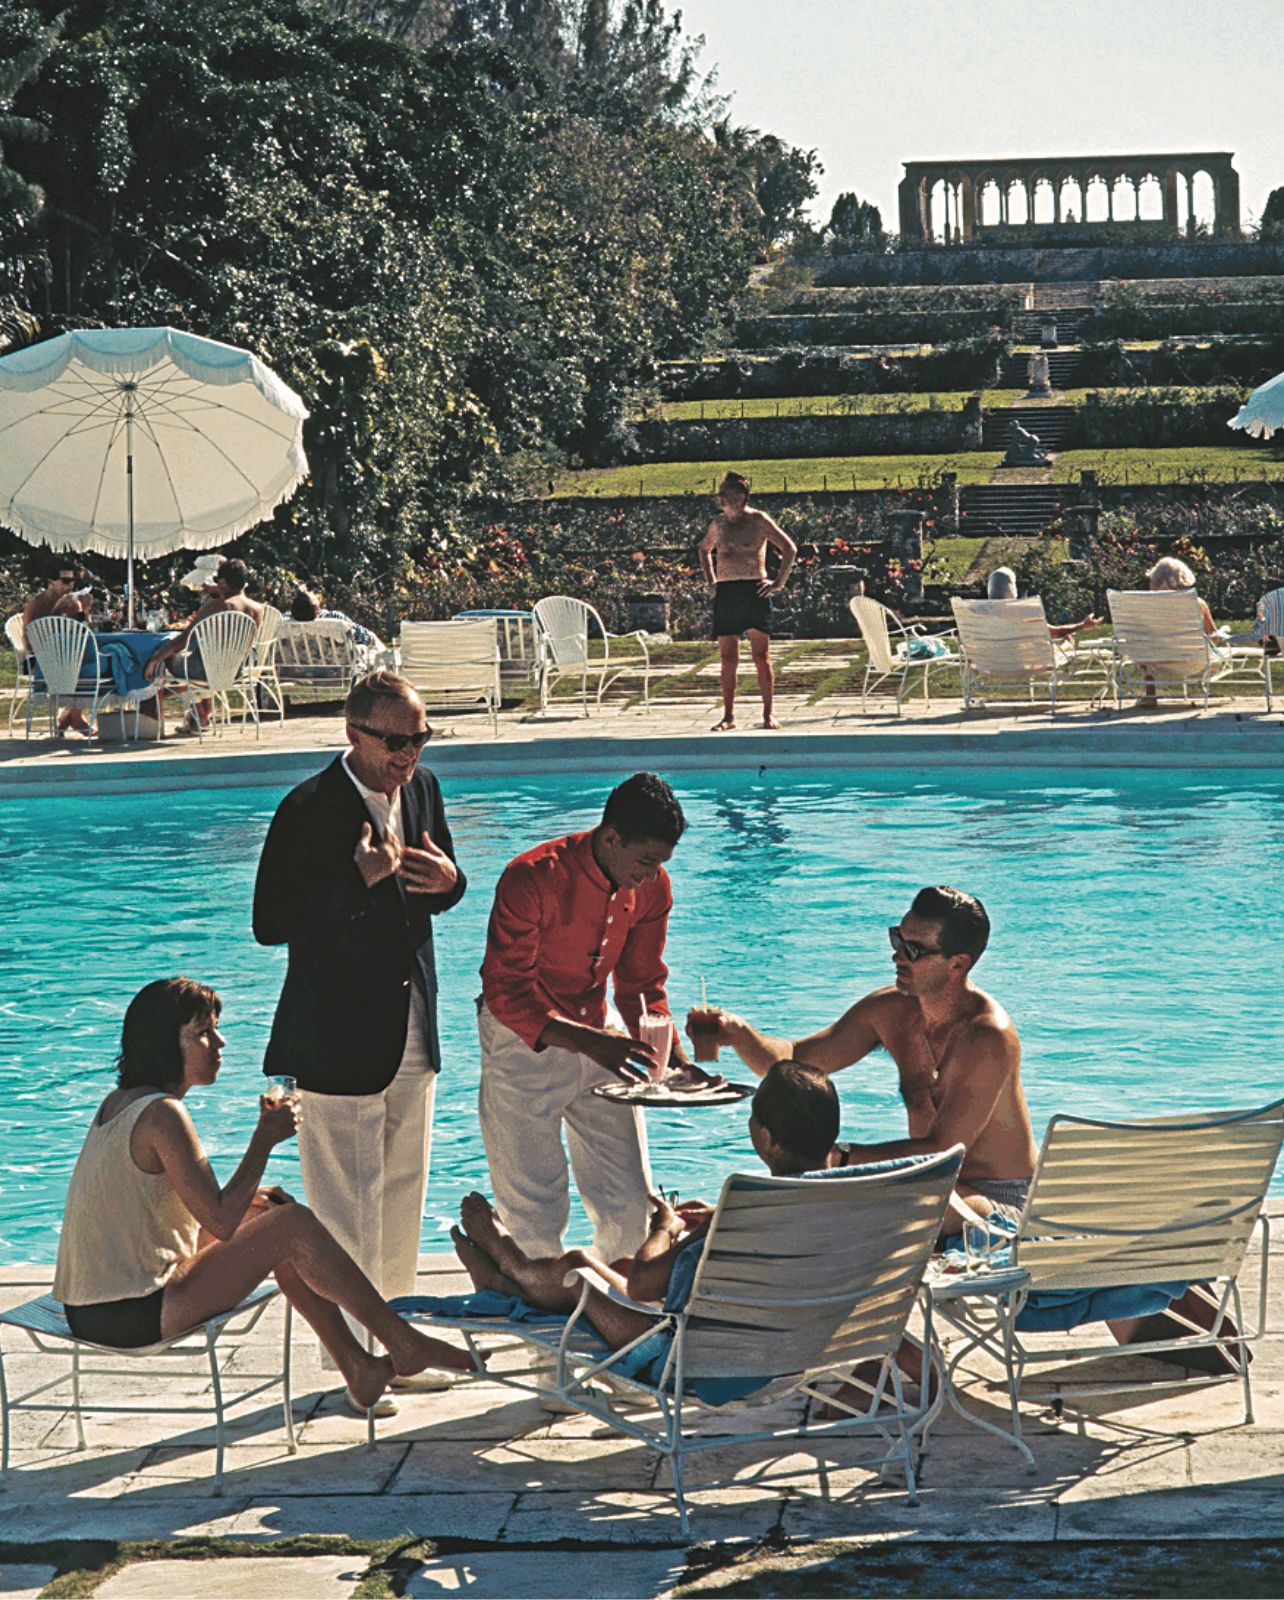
[638,1012,674,1083]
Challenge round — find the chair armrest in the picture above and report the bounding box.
[612,630,651,665]
[568,1265,666,1319]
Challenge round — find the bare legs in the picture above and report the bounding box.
[162,1202,474,1407]
[713,629,779,730]
[456,1193,659,1350]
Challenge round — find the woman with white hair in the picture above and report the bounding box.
[985,566,1100,641]
[1146,556,1218,638]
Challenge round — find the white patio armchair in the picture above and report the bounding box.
[5,611,33,734]
[272,618,358,707]
[951,596,1098,712]
[23,614,114,737]
[847,595,959,714]
[1107,588,1270,710]
[163,610,259,738]
[241,602,286,725]
[398,618,502,735]
[532,595,650,716]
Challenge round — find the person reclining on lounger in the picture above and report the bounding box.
[449,1060,839,1351]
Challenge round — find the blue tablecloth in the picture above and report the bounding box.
[92,630,179,699]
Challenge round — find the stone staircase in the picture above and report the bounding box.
[982,404,1075,452]
[1001,348,1083,388]
[959,483,1064,536]
[1031,280,1101,311]
[1012,306,1094,343]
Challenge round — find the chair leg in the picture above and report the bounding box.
[1231,1282,1254,1424]
[207,1328,226,1495]
[71,1346,86,1450]
[281,1300,297,1454]
[670,1442,690,1537]
[0,1338,10,1482]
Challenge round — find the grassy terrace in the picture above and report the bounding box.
[1056,445,1284,482]
[555,453,1004,497]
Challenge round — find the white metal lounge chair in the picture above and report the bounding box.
[241,602,285,724]
[399,619,502,735]
[950,596,1089,712]
[400,1146,963,1533]
[0,1285,295,1495]
[163,610,259,738]
[847,595,959,714]
[934,1098,1284,1427]
[1107,588,1270,710]
[23,615,114,737]
[533,595,650,716]
[4,611,33,733]
[273,618,358,706]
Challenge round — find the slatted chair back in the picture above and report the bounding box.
[4,611,25,659]
[848,595,898,674]
[533,595,593,672]
[1014,1099,1284,1292]
[254,603,283,651]
[951,597,1057,680]
[399,619,501,728]
[1256,587,1284,639]
[185,610,258,691]
[677,1147,963,1389]
[24,614,98,694]
[273,619,356,700]
[1107,588,1216,679]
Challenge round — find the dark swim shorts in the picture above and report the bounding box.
[712,579,772,639]
[65,1286,166,1349]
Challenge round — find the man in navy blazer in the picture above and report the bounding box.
[254,671,466,1408]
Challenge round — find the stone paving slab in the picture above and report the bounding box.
[226,1492,516,1542]
[404,1549,688,1597]
[95,1555,367,1598]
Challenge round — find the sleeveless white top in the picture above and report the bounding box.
[53,1092,201,1305]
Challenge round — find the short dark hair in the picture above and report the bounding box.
[719,471,751,499]
[346,669,421,723]
[752,1061,839,1168]
[117,978,221,1090]
[910,886,990,967]
[217,558,249,594]
[290,587,320,622]
[600,772,686,847]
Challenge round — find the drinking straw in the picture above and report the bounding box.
[700,976,708,1009]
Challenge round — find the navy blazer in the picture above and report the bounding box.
[253,757,466,1095]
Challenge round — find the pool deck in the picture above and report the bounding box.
[3,689,1284,797]
[1,1226,1281,1594]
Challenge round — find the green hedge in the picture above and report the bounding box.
[755,284,1027,315]
[1075,336,1284,388]
[1101,275,1284,305]
[1067,386,1250,449]
[735,308,1013,348]
[1087,302,1284,339]
[633,405,978,463]
[662,337,1009,401]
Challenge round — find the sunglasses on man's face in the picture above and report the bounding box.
[352,723,432,753]
[888,927,945,963]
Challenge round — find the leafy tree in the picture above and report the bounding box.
[710,118,819,255]
[1261,186,1284,241]
[828,190,883,253]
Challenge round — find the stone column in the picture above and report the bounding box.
[897,174,923,242]
[1216,164,1241,236]
[961,175,976,240]
[1162,168,1179,228]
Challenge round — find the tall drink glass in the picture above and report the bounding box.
[637,1013,674,1084]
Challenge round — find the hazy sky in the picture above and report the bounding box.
[676,0,1284,230]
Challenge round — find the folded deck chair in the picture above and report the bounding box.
[396,1146,963,1533]
[934,1099,1283,1425]
[950,597,1089,711]
[1107,588,1270,710]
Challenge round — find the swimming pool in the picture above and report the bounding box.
[2,763,1282,1265]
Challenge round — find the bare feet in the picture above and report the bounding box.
[760,715,781,730]
[460,1192,523,1281]
[345,1350,395,1409]
[711,716,736,732]
[386,1317,479,1378]
[452,1225,523,1299]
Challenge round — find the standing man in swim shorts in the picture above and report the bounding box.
[700,471,797,731]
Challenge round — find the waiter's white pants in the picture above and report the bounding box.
[298,987,435,1360]
[477,1003,652,1262]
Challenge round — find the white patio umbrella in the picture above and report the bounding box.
[0,326,308,624]
[1229,370,1284,440]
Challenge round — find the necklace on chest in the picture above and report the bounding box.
[920,1014,962,1078]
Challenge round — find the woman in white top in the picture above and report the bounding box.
[54,977,472,1410]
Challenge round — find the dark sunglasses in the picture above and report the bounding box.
[352,723,432,753]
[888,926,944,962]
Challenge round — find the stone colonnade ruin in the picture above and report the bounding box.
[897,153,1240,243]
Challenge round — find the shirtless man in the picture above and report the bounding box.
[689,885,1036,1223]
[144,557,264,730]
[22,566,95,734]
[699,472,797,732]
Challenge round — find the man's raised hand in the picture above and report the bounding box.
[353,820,400,888]
[400,830,459,895]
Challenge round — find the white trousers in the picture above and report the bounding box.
[477,1003,652,1262]
[298,987,435,1359]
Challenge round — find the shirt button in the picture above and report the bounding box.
[606,916,614,925]
[579,1007,588,1017]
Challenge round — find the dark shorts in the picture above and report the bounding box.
[712,579,772,639]
[64,1286,166,1349]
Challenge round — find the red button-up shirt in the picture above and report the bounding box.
[481,830,672,1050]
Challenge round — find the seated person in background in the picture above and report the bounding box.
[1136,555,1219,707]
[449,1060,839,1351]
[53,977,472,1411]
[144,558,264,730]
[985,566,1100,642]
[290,586,383,653]
[22,565,95,734]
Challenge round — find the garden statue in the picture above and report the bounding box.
[1040,321,1059,348]
[1003,420,1050,467]
[1025,352,1053,398]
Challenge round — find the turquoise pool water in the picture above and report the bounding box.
[2,764,1282,1265]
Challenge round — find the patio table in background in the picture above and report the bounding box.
[90,629,181,705]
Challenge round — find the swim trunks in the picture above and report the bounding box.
[712,579,772,639]
[65,1285,166,1349]
[963,1176,1031,1230]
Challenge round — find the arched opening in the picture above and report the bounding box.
[1005,178,1029,227]
[978,178,1002,228]
[1190,169,1216,232]
[929,178,949,243]
[1085,174,1109,223]
[1058,175,1083,223]
[1032,177,1055,225]
[1111,175,1138,222]
[1137,174,1164,222]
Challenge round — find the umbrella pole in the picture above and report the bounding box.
[125,387,136,628]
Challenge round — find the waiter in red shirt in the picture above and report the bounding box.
[479,772,689,1263]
